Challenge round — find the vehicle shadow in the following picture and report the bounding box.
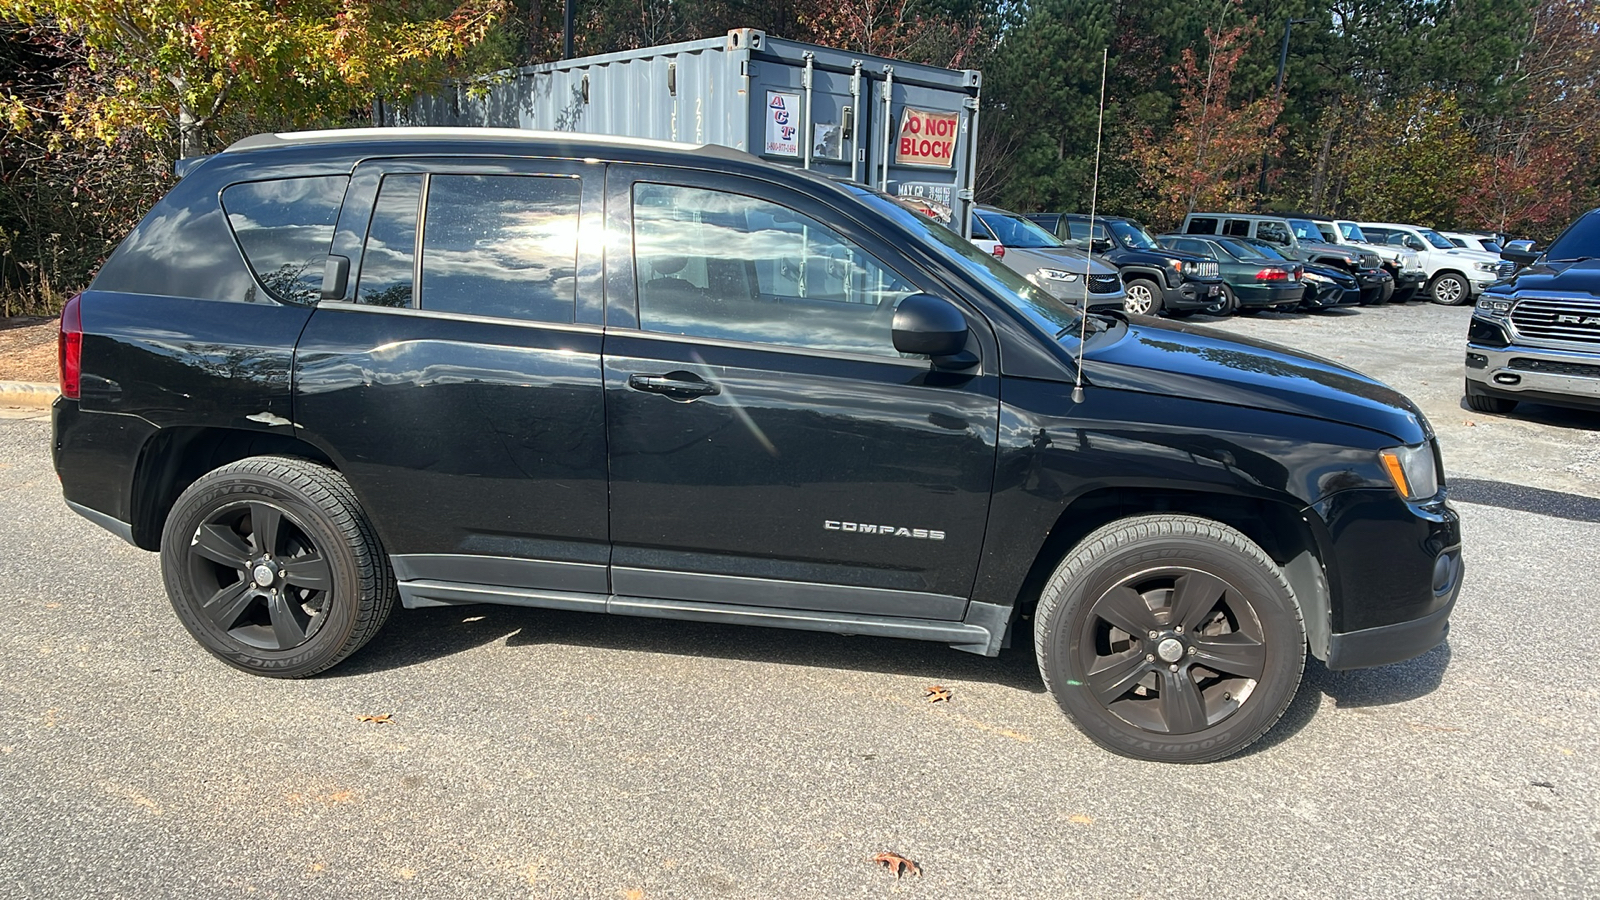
[1456,399,1600,431]
[1448,477,1600,522]
[331,602,1048,693]
[1239,640,1453,757]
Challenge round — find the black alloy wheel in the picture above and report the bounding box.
[1036,515,1305,763]
[161,456,395,677]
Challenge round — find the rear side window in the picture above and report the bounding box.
[420,174,580,323]
[222,176,348,305]
[1186,217,1218,234]
[1223,219,1252,236]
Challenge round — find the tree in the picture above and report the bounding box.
[0,0,510,157]
[1339,90,1481,227]
[1127,6,1281,226]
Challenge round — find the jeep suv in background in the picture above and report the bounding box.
[1027,213,1223,317]
[53,128,1462,763]
[1314,219,1428,303]
[1466,207,1600,415]
[1359,222,1507,306]
[1183,213,1394,305]
[968,206,1128,311]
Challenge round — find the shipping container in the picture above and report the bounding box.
[377,28,982,236]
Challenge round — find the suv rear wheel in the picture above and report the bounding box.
[1035,515,1305,763]
[160,456,396,678]
[1124,278,1162,316]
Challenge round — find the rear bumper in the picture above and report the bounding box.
[1233,282,1303,307]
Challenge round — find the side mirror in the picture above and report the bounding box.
[893,293,973,365]
[1501,240,1539,269]
[1090,238,1114,253]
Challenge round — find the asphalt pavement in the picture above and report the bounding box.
[0,302,1596,898]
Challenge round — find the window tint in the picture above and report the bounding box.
[1223,219,1252,236]
[1256,221,1290,244]
[969,216,996,241]
[356,174,421,308]
[222,175,347,304]
[421,174,579,322]
[1338,222,1367,242]
[1186,217,1218,234]
[632,183,917,357]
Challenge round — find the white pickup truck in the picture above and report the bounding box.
[1358,222,1510,305]
[1315,219,1427,303]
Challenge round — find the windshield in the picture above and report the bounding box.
[1419,229,1455,250]
[975,210,1066,249]
[1479,239,1503,254]
[1338,222,1369,242]
[854,189,1085,337]
[1109,220,1160,250]
[1544,210,1600,261]
[1216,237,1276,261]
[1286,219,1324,242]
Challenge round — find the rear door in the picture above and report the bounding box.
[601,165,1000,619]
[293,156,610,595]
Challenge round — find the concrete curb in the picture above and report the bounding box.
[0,381,59,408]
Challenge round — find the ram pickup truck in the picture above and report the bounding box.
[1466,208,1600,414]
[1360,222,1509,306]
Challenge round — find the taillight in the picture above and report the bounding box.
[58,293,83,400]
[992,244,1006,259]
[1255,268,1291,282]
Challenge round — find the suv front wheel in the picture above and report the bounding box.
[1034,515,1306,763]
[1124,278,1163,316]
[160,456,397,678]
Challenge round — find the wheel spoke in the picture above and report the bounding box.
[1192,632,1266,679]
[1091,585,1159,637]
[201,581,256,631]
[266,591,310,649]
[1159,669,1209,733]
[1168,571,1227,632]
[1085,650,1152,705]
[281,553,332,592]
[249,503,284,556]
[192,524,252,570]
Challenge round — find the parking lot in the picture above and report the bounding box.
[0,301,1595,899]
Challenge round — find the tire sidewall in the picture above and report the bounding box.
[1041,533,1304,762]
[1432,273,1466,305]
[161,472,363,676]
[1126,279,1160,316]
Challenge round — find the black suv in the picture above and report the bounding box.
[1027,214,1224,317]
[53,129,1462,763]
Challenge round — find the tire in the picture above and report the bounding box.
[1203,285,1238,316]
[1124,278,1162,317]
[1464,379,1517,414]
[1430,272,1470,306]
[160,456,397,678]
[1034,515,1306,763]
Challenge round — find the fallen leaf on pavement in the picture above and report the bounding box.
[1069,814,1094,825]
[871,852,921,878]
[924,685,952,703]
[356,714,392,724]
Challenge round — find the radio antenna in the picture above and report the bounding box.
[1072,47,1109,405]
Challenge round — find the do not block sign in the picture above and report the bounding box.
[895,107,960,168]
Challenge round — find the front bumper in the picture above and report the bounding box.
[1393,270,1427,300]
[1357,270,1394,304]
[1465,337,1600,410]
[1160,278,1225,311]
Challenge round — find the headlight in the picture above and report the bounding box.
[1379,443,1440,501]
[1475,296,1512,318]
[1474,261,1500,273]
[1036,268,1080,282]
[1303,271,1330,284]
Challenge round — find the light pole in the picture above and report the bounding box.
[1258,16,1313,199]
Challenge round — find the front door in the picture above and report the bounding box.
[602,166,1000,619]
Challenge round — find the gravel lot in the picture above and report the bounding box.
[0,302,1595,899]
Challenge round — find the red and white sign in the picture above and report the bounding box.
[895,108,960,168]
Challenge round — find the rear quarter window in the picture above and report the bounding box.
[1186,217,1218,234]
[222,176,348,305]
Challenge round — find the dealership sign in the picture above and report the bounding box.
[895,107,960,168]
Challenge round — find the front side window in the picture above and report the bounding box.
[632,183,917,357]
[222,175,348,305]
[1256,222,1291,245]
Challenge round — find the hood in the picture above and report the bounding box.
[1445,248,1499,264]
[1302,240,1362,262]
[1081,317,1428,443]
[1491,257,1600,297]
[1004,246,1119,276]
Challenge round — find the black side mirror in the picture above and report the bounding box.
[1501,240,1539,269]
[1090,238,1114,253]
[893,293,973,366]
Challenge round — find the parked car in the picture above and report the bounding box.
[1159,234,1309,313]
[1466,207,1600,415]
[1439,231,1503,255]
[1358,223,1508,305]
[1026,213,1223,317]
[969,206,1128,311]
[1298,262,1364,310]
[1182,213,1394,305]
[1313,218,1428,303]
[53,127,1462,763]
